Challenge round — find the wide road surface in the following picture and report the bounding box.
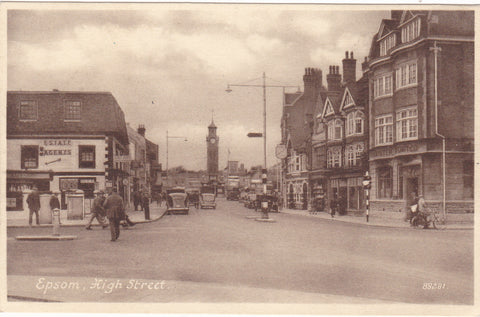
[7,198,473,304]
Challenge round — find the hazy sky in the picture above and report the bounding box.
[7,6,389,171]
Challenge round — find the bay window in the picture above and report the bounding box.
[375,115,393,146]
[396,61,417,89]
[346,111,364,136]
[396,107,418,141]
[374,73,393,98]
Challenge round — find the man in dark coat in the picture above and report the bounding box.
[142,191,150,220]
[103,188,125,241]
[27,186,41,226]
[86,190,108,230]
[133,190,142,211]
[49,190,61,224]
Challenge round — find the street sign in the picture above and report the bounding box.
[247,132,263,138]
[275,144,287,159]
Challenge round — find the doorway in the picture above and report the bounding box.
[406,177,418,206]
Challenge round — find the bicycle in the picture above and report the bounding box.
[411,206,446,230]
[426,206,446,230]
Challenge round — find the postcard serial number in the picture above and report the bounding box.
[423,283,446,290]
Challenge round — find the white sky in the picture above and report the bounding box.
[7,6,390,171]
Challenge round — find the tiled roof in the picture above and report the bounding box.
[7,90,129,146]
[284,92,302,106]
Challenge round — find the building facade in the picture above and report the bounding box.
[365,10,474,213]
[7,90,129,220]
[315,54,370,213]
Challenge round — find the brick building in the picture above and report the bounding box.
[281,68,323,209]
[364,10,474,214]
[7,90,129,220]
[313,53,369,213]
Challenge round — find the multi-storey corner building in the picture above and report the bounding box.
[364,10,474,213]
[7,90,129,220]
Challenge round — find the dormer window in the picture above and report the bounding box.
[379,34,396,56]
[401,18,421,43]
[64,100,81,121]
[19,100,38,121]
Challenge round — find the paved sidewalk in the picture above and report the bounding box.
[7,203,167,228]
[279,208,474,230]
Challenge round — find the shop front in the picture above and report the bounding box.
[7,171,53,214]
[285,178,308,210]
[369,141,426,213]
[328,175,365,214]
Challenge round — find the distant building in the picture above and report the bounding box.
[206,120,219,182]
[7,90,129,219]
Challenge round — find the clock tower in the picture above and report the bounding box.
[206,119,219,180]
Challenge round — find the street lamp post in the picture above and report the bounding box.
[226,73,298,219]
[166,130,187,187]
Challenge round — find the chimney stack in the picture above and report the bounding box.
[327,65,342,92]
[342,51,357,86]
[303,67,323,99]
[137,124,146,137]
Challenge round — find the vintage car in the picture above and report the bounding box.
[166,187,189,215]
[226,188,240,201]
[200,193,216,209]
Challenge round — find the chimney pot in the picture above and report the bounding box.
[350,51,354,59]
[345,51,348,58]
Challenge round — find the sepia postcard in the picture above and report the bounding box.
[0,1,478,316]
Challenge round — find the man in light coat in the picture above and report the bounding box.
[86,190,108,230]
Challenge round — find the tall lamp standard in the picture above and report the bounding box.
[166,130,187,187]
[226,72,298,219]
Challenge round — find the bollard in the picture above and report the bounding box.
[52,208,61,236]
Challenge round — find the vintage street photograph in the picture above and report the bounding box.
[2,3,476,315]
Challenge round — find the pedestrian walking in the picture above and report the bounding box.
[49,190,61,224]
[142,191,151,220]
[86,190,108,230]
[330,196,338,218]
[133,190,142,211]
[338,194,347,215]
[27,186,41,226]
[103,187,125,242]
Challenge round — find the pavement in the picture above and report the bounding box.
[278,207,474,230]
[6,202,167,228]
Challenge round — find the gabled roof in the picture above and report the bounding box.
[377,19,399,40]
[339,86,356,112]
[321,93,342,118]
[7,90,129,146]
[314,91,328,118]
[399,10,426,25]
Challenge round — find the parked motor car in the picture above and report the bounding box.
[200,193,216,209]
[166,187,189,215]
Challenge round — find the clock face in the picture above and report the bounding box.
[210,138,216,144]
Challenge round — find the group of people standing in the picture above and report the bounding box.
[26,186,137,242]
[132,190,152,220]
